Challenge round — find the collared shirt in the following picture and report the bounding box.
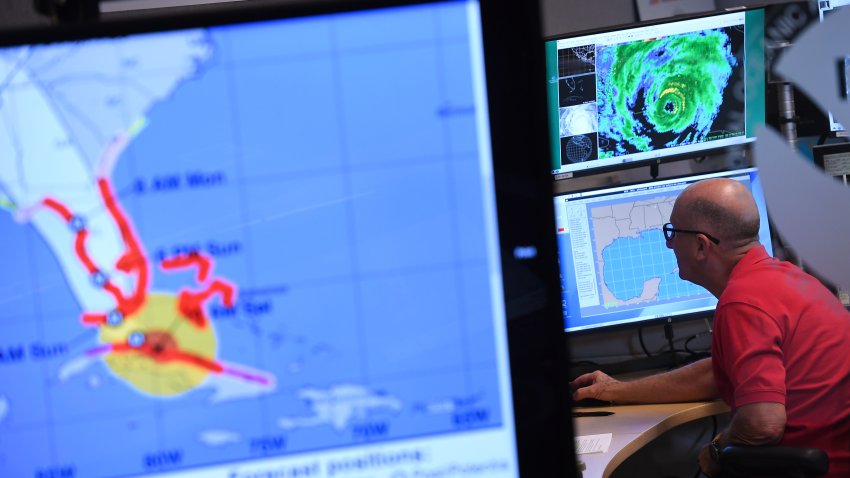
[712,245,850,478]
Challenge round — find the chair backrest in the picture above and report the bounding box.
[719,445,829,478]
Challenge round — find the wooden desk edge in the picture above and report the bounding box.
[600,401,730,478]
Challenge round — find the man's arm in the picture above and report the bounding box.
[570,357,718,404]
[698,401,787,476]
[726,401,787,444]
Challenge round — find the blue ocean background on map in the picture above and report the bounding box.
[110,4,502,468]
[601,229,705,301]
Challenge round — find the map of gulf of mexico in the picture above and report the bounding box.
[589,195,709,310]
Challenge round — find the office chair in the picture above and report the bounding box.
[718,445,829,478]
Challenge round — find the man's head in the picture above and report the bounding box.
[665,178,761,295]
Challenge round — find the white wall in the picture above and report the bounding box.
[540,0,637,37]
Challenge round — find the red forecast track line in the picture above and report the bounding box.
[222,366,272,386]
[74,230,99,274]
[161,253,211,282]
[176,278,236,329]
[42,198,73,222]
[111,342,224,373]
[97,178,148,317]
[98,178,143,257]
[82,312,109,325]
[161,252,235,329]
[42,199,99,277]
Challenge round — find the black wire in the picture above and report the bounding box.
[684,334,700,355]
[684,333,712,364]
[655,338,709,362]
[638,327,653,357]
[664,319,677,367]
[640,326,712,365]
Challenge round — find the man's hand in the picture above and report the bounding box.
[570,370,620,403]
[698,442,722,477]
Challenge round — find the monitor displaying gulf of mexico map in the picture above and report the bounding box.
[554,167,773,333]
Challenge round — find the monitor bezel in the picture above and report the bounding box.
[0,0,577,475]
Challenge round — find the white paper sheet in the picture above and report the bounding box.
[575,433,612,454]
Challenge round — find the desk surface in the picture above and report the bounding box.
[574,401,730,478]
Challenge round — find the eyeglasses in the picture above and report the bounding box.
[662,223,720,245]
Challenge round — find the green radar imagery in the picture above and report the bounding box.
[596,27,744,157]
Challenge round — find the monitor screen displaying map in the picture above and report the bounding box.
[545,9,766,176]
[0,1,574,476]
[554,168,773,333]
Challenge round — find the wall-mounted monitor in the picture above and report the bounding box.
[554,167,773,333]
[545,9,767,177]
[0,0,575,476]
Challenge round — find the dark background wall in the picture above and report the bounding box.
[0,0,50,28]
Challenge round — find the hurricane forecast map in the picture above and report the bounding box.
[596,26,745,158]
[0,3,512,477]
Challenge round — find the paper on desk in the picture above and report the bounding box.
[575,433,612,454]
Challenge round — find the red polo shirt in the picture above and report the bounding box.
[712,245,850,477]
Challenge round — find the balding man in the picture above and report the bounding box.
[570,178,850,477]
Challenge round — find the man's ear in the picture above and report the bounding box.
[694,234,712,261]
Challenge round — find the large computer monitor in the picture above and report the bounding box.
[554,167,773,333]
[0,1,575,476]
[545,8,767,176]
